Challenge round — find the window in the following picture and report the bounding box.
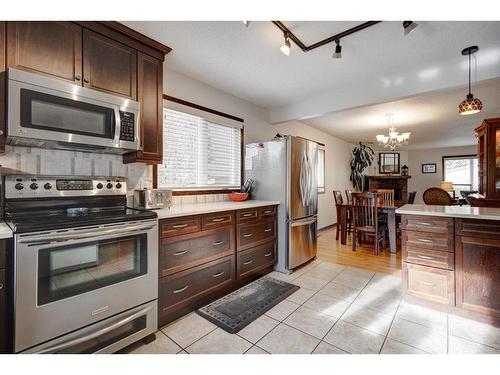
[157,108,242,190]
[317,148,325,194]
[443,155,478,196]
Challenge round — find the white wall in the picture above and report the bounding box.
[164,68,275,144]
[407,145,477,203]
[272,121,352,230]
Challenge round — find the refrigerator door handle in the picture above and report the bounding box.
[291,217,317,227]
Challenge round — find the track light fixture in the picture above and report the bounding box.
[403,21,418,36]
[332,40,342,59]
[242,21,250,27]
[280,33,291,56]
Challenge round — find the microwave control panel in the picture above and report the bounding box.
[119,111,136,142]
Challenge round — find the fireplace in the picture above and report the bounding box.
[369,176,411,206]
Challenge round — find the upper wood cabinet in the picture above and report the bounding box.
[82,29,137,100]
[1,21,6,154]
[6,22,82,83]
[126,52,163,163]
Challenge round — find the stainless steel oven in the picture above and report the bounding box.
[13,219,158,353]
[7,68,140,154]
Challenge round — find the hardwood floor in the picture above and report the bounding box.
[317,227,401,275]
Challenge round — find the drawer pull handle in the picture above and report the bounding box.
[417,280,435,287]
[173,285,189,294]
[263,210,273,214]
[264,252,273,257]
[212,271,225,278]
[243,260,253,265]
[416,238,435,243]
[0,282,3,290]
[212,240,224,246]
[415,222,433,226]
[173,250,188,256]
[211,217,225,222]
[242,213,254,217]
[264,228,272,233]
[172,223,189,229]
[417,255,435,260]
[243,233,253,238]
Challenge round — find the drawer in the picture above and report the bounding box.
[403,246,454,270]
[259,206,276,218]
[159,255,234,314]
[0,240,5,269]
[401,215,453,234]
[237,209,258,223]
[159,227,235,277]
[160,216,201,238]
[202,211,234,230]
[403,262,455,306]
[237,241,276,279]
[456,218,500,239]
[237,219,276,251]
[402,230,453,253]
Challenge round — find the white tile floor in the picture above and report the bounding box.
[123,260,500,354]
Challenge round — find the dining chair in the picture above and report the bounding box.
[333,190,345,240]
[351,192,386,255]
[345,189,353,204]
[372,189,395,206]
[407,191,417,204]
[423,188,454,205]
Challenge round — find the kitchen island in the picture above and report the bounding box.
[396,204,500,327]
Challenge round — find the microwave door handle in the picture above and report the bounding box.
[18,222,155,244]
[113,105,120,145]
[31,304,153,354]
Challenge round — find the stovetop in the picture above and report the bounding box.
[5,205,157,233]
[3,174,157,233]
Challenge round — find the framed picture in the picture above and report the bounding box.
[422,163,437,173]
[378,152,400,174]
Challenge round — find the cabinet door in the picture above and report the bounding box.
[456,236,500,317]
[134,52,163,162]
[0,269,6,353]
[6,21,82,83]
[0,21,5,154]
[82,29,137,99]
[488,121,500,198]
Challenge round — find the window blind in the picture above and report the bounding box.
[157,109,242,190]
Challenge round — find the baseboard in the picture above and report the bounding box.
[318,223,336,232]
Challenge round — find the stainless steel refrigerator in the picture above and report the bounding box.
[245,136,318,273]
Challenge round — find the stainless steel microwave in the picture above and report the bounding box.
[7,68,140,154]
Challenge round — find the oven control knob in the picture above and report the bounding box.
[106,183,113,189]
[96,183,103,189]
[44,183,52,190]
[30,183,39,190]
[116,183,122,189]
[15,183,24,190]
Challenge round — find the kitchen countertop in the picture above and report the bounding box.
[0,220,13,239]
[396,204,500,221]
[155,200,280,219]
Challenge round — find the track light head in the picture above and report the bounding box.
[280,33,291,56]
[242,21,250,27]
[332,40,342,59]
[403,21,418,36]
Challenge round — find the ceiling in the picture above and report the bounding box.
[302,77,500,149]
[123,21,500,148]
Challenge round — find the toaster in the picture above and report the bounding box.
[133,189,172,210]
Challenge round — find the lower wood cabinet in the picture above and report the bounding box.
[158,205,278,327]
[455,236,500,318]
[403,262,455,306]
[0,239,7,353]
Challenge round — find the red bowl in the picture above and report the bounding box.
[228,192,249,202]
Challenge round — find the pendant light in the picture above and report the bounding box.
[280,33,291,56]
[458,46,483,115]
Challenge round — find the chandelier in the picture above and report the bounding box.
[376,113,411,150]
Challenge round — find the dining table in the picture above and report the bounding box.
[338,203,399,253]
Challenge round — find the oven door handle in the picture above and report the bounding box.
[30,304,153,354]
[18,222,155,244]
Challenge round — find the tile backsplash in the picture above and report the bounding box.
[0,146,153,193]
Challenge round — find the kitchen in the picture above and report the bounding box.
[1,2,500,374]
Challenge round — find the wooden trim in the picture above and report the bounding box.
[318,223,336,232]
[163,95,244,123]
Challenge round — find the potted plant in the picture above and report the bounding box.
[350,142,374,191]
